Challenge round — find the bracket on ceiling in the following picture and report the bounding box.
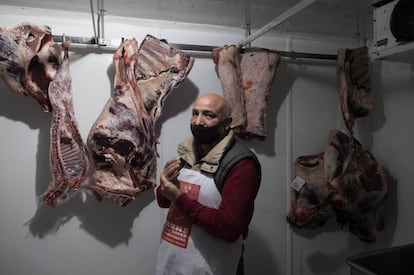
[238,0,317,47]
[244,2,251,48]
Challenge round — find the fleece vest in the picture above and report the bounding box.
[213,140,261,193]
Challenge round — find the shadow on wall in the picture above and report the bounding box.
[249,58,336,157]
[249,61,294,158]
[156,78,199,138]
[355,60,387,149]
[0,65,198,247]
[244,226,279,275]
[305,174,397,274]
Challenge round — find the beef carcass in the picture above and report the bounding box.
[135,35,194,121]
[87,38,151,206]
[324,129,388,242]
[287,153,334,228]
[238,48,280,140]
[337,47,373,132]
[0,22,60,112]
[212,45,245,130]
[212,46,280,139]
[42,41,90,207]
[87,36,194,206]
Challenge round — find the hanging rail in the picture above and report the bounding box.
[52,35,337,61]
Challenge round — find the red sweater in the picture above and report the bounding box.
[156,158,260,243]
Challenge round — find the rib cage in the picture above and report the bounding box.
[59,129,87,177]
[42,41,90,207]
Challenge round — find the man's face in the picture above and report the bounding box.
[190,95,230,142]
[191,96,222,128]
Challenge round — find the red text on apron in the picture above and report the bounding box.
[161,181,200,248]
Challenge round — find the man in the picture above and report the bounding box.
[155,93,261,275]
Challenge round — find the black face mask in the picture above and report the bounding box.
[191,124,220,145]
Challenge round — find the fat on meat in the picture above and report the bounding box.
[287,153,334,228]
[324,129,389,242]
[42,41,90,207]
[239,48,280,140]
[212,45,245,130]
[87,36,194,206]
[0,22,60,112]
[337,47,373,132]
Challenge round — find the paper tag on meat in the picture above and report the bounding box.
[291,176,306,192]
[162,181,200,248]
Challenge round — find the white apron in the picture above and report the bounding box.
[155,168,242,275]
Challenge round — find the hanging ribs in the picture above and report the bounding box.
[0,22,60,112]
[42,41,90,207]
[135,35,194,122]
[87,36,194,206]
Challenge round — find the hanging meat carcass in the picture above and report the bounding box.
[324,129,389,242]
[287,153,334,228]
[337,47,373,132]
[239,48,280,140]
[87,38,146,206]
[0,22,60,112]
[288,129,389,242]
[212,45,245,130]
[212,46,280,140]
[87,36,194,206]
[42,41,90,207]
[135,35,194,120]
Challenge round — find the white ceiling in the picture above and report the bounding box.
[0,0,376,40]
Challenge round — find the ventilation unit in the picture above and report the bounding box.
[372,0,414,61]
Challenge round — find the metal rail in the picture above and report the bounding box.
[52,35,337,61]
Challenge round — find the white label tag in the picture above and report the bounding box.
[290,176,306,192]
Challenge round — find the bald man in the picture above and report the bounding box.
[155,93,261,275]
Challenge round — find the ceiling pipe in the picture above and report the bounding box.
[237,0,317,47]
[97,0,106,45]
[90,0,98,44]
[244,2,251,48]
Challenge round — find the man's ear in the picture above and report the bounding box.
[224,117,232,130]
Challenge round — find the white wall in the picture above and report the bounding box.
[0,5,413,275]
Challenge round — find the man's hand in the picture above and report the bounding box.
[159,158,182,202]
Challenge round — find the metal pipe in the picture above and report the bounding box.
[51,35,337,60]
[237,0,317,47]
[244,2,251,48]
[285,37,294,275]
[97,0,106,45]
[90,0,97,44]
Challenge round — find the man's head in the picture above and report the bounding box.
[190,93,232,146]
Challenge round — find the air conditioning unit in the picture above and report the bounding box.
[372,0,414,61]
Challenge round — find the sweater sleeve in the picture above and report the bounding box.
[155,184,172,208]
[174,158,261,242]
